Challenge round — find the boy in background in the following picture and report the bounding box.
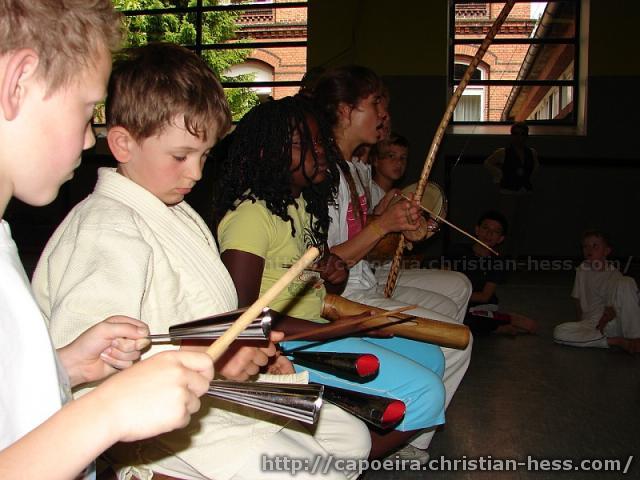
[446,211,537,335]
[369,132,409,209]
[554,231,640,352]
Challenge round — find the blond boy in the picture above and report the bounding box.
[554,231,640,352]
[0,2,214,479]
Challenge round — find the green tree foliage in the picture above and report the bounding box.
[112,0,259,121]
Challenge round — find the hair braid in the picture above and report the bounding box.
[215,95,338,243]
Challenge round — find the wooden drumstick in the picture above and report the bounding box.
[398,193,499,256]
[282,305,416,342]
[206,247,320,361]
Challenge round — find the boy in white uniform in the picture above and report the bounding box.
[554,231,640,352]
[32,43,370,480]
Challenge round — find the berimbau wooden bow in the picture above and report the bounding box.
[384,0,516,297]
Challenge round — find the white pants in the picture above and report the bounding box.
[347,268,473,450]
[374,267,472,324]
[554,276,640,348]
[112,403,370,480]
[231,403,371,480]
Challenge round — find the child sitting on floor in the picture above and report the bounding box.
[446,211,537,335]
[553,230,640,352]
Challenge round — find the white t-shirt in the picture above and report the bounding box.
[571,261,623,325]
[370,181,386,212]
[327,162,377,295]
[0,220,68,450]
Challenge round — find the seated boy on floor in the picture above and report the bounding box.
[553,230,640,353]
[445,211,537,335]
[31,43,370,480]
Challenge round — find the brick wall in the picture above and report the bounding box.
[239,3,308,99]
[455,2,533,120]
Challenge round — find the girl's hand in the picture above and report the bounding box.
[183,331,286,381]
[377,195,421,234]
[57,316,151,387]
[426,217,440,234]
[318,252,348,286]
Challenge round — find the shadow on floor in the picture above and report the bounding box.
[367,270,640,479]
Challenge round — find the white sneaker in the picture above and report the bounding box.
[386,444,430,464]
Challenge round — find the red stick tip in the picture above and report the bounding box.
[381,400,406,425]
[355,354,380,377]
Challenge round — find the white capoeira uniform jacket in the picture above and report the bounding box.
[32,168,369,480]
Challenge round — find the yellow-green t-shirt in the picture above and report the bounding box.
[218,197,326,323]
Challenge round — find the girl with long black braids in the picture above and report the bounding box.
[217,95,447,461]
[217,96,373,479]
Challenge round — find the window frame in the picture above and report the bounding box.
[118,1,308,91]
[449,0,584,133]
[454,59,487,121]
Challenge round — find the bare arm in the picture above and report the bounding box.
[220,249,265,308]
[597,306,616,333]
[221,249,363,341]
[0,351,213,480]
[330,197,420,266]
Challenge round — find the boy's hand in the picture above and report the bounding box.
[266,351,296,374]
[182,331,285,381]
[597,306,616,333]
[373,188,401,216]
[93,351,214,442]
[57,316,151,387]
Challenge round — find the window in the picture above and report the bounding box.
[453,61,487,121]
[112,1,308,122]
[450,1,581,127]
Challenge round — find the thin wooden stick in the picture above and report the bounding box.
[206,247,320,361]
[398,193,499,256]
[282,305,416,342]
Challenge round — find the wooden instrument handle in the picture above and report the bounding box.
[322,294,470,350]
